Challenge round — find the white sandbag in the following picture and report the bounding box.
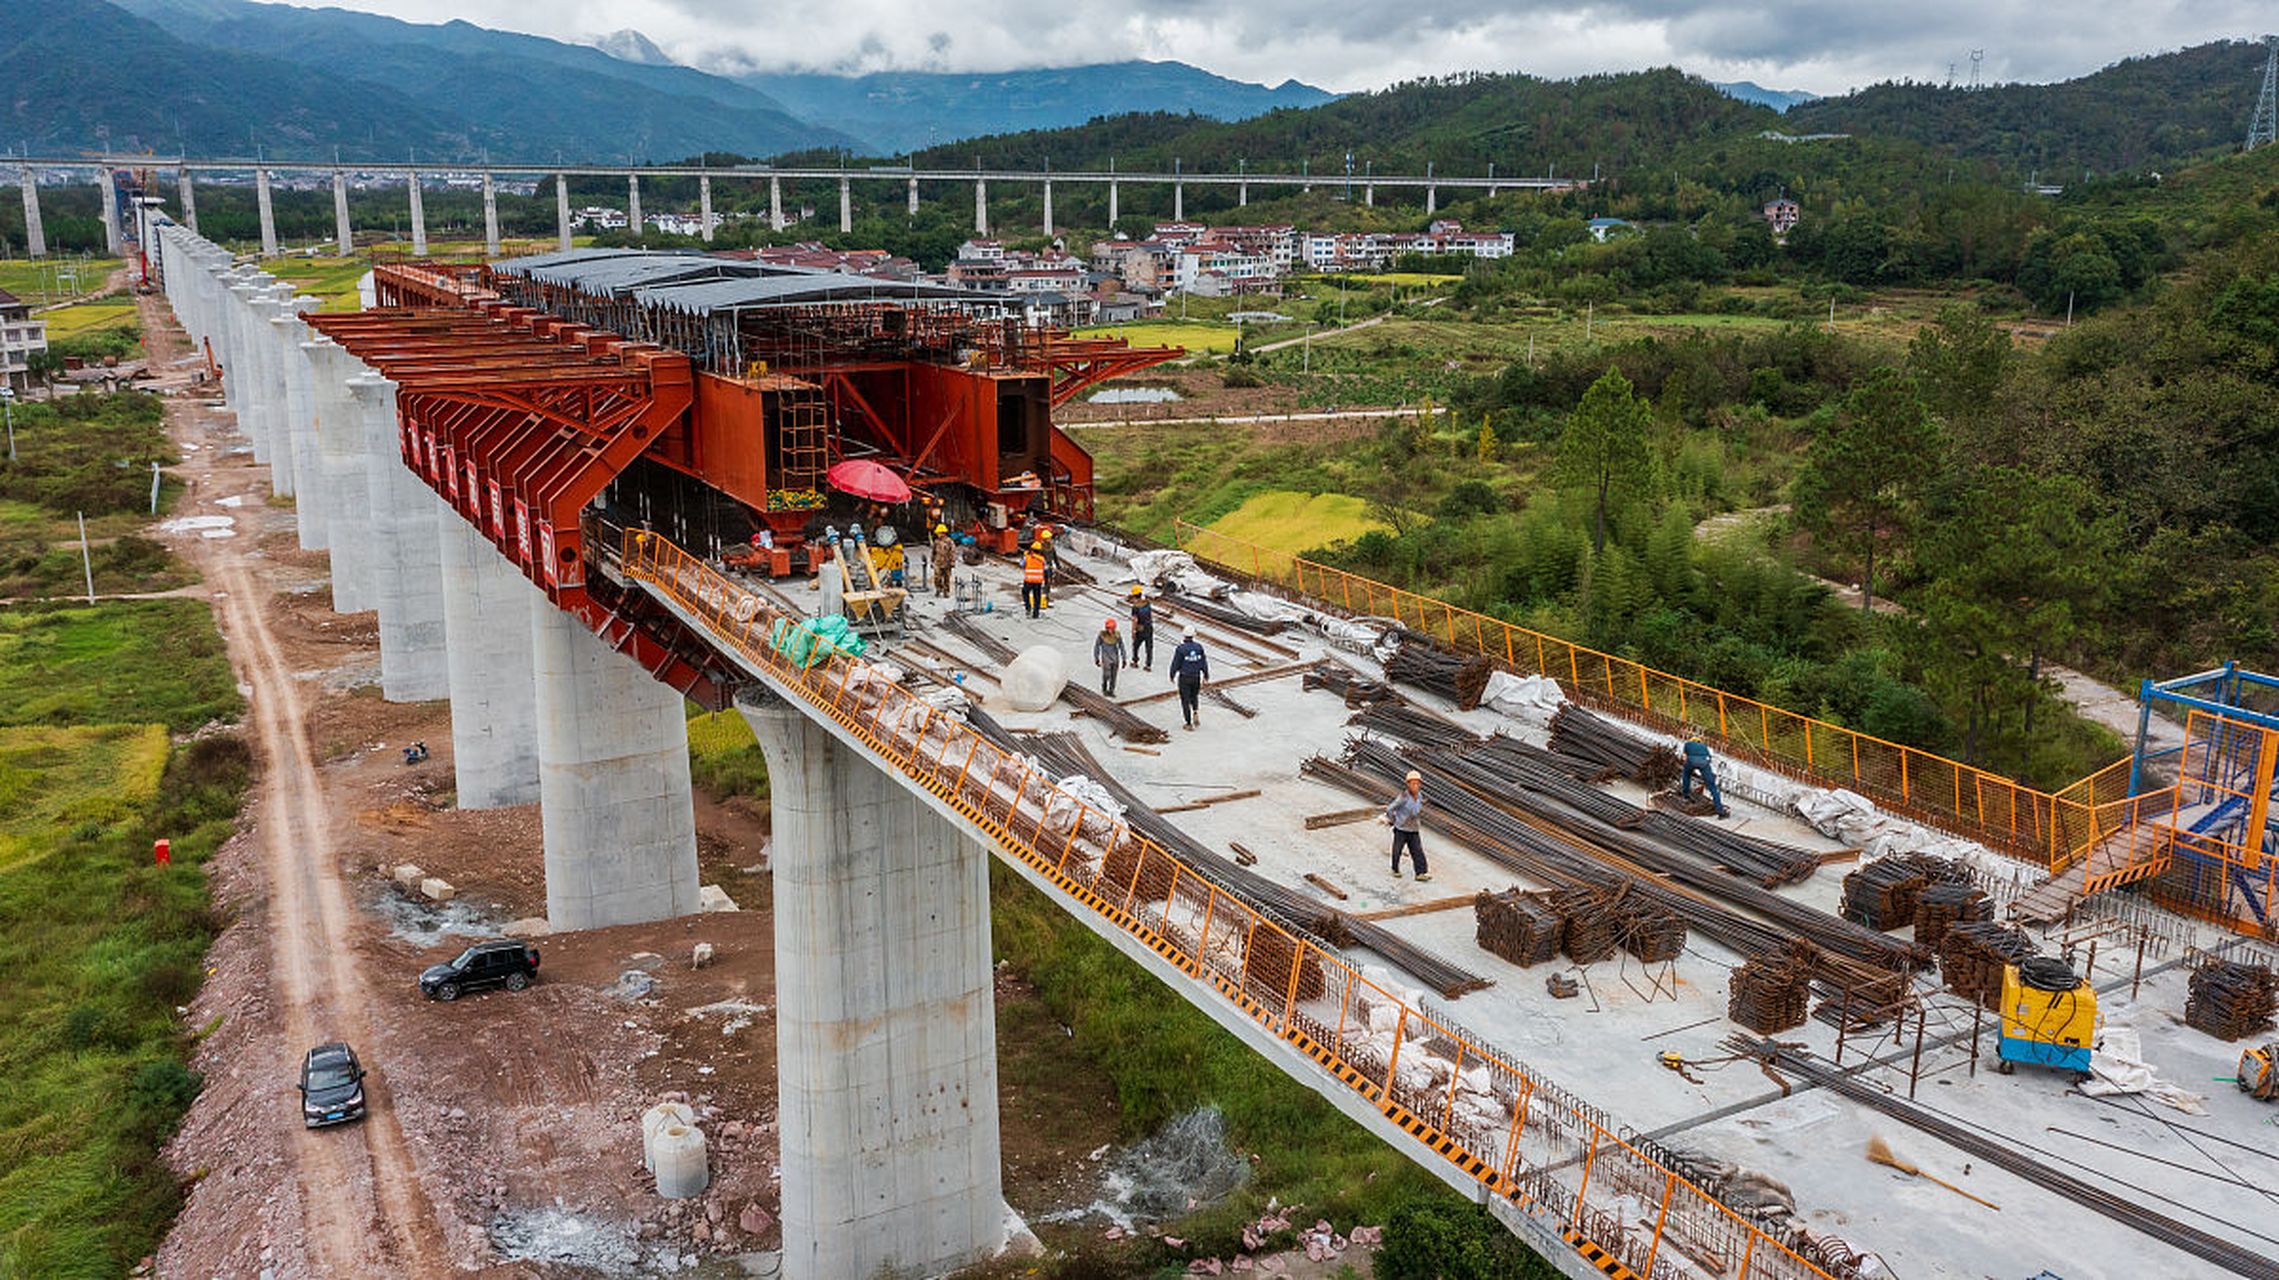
[1001,645,1070,711]
[1126,549,1198,584]
[1313,615,1385,654]
[1228,589,1309,624]
[1480,672,1567,727]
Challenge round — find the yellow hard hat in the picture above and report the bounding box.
[934,523,947,534]
[1041,527,1055,539]
[1129,585,1143,596]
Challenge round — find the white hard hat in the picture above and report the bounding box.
[1405,770,1423,783]
[1182,626,1196,640]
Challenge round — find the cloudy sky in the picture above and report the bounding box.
[281,0,2265,95]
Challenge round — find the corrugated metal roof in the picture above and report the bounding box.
[632,272,1004,316]
[520,253,763,296]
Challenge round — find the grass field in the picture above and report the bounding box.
[1074,320,1238,356]
[1206,489,1387,559]
[0,724,170,873]
[259,256,370,312]
[0,258,124,307]
[0,593,248,1277]
[0,601,242,733]
[38,296,140,340]
[685,706,769,801]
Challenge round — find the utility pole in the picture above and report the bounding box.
[2249,35,2279,151]
[77,511,93,603]
[2,388,14,462]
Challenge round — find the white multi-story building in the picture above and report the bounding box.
[1173,241,1280,295]
[0,289,47,394]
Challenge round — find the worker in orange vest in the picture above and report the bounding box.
[1021,542,1047,618]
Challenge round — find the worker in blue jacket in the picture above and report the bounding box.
[1679,734,1731,818]
[1382,768,1431,881]
[1166,626,1209,730]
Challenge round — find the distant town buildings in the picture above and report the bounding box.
[1762,198,1801,238]
[1584,217,1633,242]
[0,288,48,394]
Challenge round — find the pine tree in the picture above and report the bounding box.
[1554,367,1655,555]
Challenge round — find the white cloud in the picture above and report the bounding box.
[270,0,2272,95]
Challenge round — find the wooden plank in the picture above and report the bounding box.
[1304,872,1350,901]
[1305,806,1381,830]
[1230,841,1260,866]
[1814,849,1862,865]
[1122,746,1161,757]
[1354,894,1478,922]
[1156,788,1263,815]
[1116,660,1317,708]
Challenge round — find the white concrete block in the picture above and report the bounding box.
[392,863,426,890]
[697,884,739,913]
[419,876,456,902]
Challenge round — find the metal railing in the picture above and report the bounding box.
[617,527,1837,1280]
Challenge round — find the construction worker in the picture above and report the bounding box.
[1680,733,1731,818]
[1038,525,1058,610]
[1127,585,1155,671]
[1021,541,1048,618]
[1167,626,1210,730]
[930,523,955,597]
[1382,768,1430,881]
[1094,618,1127,696]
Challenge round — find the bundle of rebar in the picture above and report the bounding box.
[1554,884,1624,964]
[1728,940,1816,1033]
[1841,859,1931,930]
[1547,705,1681,790]
[1809,972,1912,1031]
[1912,882,1991,950]
[1306,739,1928,985]
[1383,642,1495,711]
[941,612,1169,743]
[1618,900,1688,964]
[1350,700,1481,750]
[2185,960,2279,1041]
[1302,662,1401,707]
[1004,728,1491,999]
[1939,920,2038,1011]
[1736,1036,2279,1280]
[1473,889,1563,967]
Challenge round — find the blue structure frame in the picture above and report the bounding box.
[2131,664,2279,925]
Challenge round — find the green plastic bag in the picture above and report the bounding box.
[769,615,869,668]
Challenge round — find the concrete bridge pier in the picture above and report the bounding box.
[1426,164,1437,216]
[19,166,45,257]
[738,694,1007,1280]
[221,277,265,456]
[408,170,428,256]
[1173,179,1183,221]
[906,176,919,218]
[838,177,851,233]
[178,167,198,234]
[255,167,278,257]
[97,169,122,254]
[770,175,784,231]
[627,174,642,241]
[1041,178,1053,237]
[332,171,352,255]
[351,372,447,701]
[308,335,382,611]
[699,175,714,242]
[482,172,500,257]
[531,606,699,929]
[1108,178,1118,226]
[556,174,573,251]
[1364,182,1375,207]
[244,286,295,486]
[1239,180,1248,207]
[974,178,987,235]
[434,507,541,808]
[274,306,329,529]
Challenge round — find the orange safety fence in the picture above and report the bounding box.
[1173,520,2141,875]
[617,528,1841,1280]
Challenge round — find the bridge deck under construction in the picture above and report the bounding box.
[662,533,2277,1280]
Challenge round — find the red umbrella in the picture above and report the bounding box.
[824,458,912,504]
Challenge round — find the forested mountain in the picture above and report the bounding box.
[899,69,1778,180]
[1787,40,2268,178]
[743,62,1335,155]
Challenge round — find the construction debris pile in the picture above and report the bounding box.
[1474,889,1563,967]
[1548,704,1681,791]
[2184,959,2279,1041]
[943,613,1167,743]
[1938,921,2040,1011]
[1729,941,1816,1033]
[1382,642,1495,712]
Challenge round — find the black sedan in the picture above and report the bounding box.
[299,1042,368,1128]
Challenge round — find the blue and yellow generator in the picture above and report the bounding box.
[1995,958,2097,1080]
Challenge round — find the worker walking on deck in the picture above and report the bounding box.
[1167,626,1209,730]
[1680,734,1731,818]
[1127,586,1155,671]
[930,524,955,596]
[1021,542,1048,618]
[1094,618,1127,696]
[1382,769,1431,881]
[1039,526,1059,610]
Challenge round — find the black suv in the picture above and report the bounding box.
[418,939,541,1001]
[299,1042,368,1127]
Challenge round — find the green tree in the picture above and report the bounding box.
[1554,366,1654,554]
[1907,306,2011,446]
[1792,367,1942,613]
